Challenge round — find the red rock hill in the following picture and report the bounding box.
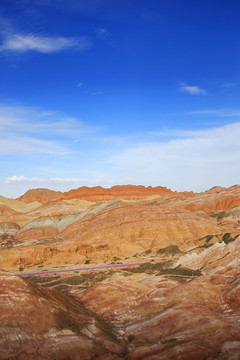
[59,184,173,201]
[17,185,174,203]
[17,188,63,204]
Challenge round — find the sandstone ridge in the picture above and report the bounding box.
[0,184,240,359]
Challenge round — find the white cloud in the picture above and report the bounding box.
[2,103,240,195]
[110,122,240,192]
[4,175,135,187]
[5,176,83,184]
[179,83,207,95]
[0,105,90,135]
[0,104,92,155]
[0,134,70,155]
[0,33,92,53]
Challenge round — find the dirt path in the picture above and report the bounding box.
[18,262,147,277]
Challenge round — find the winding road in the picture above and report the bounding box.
[18,262,148,277]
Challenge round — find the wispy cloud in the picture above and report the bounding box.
[179,83,207,95]
[0,105,90,135]
[222,83,237,88]
[96,28,109,40]
[110,122,240,191]
[4,175,135,187]
[76,82,103,96]
[96,27,115,47]
[0,132,72,155]
[0,33,92,53]
[0,104,92,155]
[90,91,103,96]
[5,176,86,184]
[2,104,240,194]
[187,109,240,117]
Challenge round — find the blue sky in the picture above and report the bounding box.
[0,0,240,197]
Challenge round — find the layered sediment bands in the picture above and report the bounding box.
[58,184,173,201]
[0,204,18,216]
[212,204,240,221]
[77,238,240,360]
[178,185,240,215]
[16,225,59,242]
[1,184,240,359]
[0,200,226,269]
[14,214,83,242]
[26,200,88,217]
[0,272,127,359]
[61,201,222,252]
[0,245,87,269]
[174,236,240,270]
[17,188,63,204]
[0,222,20,236]
[0,206,32,227]
[0,195,41,213]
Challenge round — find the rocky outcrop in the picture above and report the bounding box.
[0,272,127,359]
[0,222,20,236]
[61,201,222,253]
[17,188,63,204]
[58,185,173,201]
[0,198,232,270]
[77,237,240,360]
[1,184,240,359]
[0,195,41,213]
[28,200,91,217]
[178,185,240,215]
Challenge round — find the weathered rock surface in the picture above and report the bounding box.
[178,185,240,215]
[1,184,240,270]
[1,184,240,359]
[60,201,223,258]
[0,195,41,213]
[0,272,127,360]
[0,199,226,270]
[17,188,63,204]
[28,200,88,217]
[76,237,240,360]
[58,185,173,201]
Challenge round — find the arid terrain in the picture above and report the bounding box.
[1,185,240,359]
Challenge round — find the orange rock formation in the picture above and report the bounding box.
[0,272,127,359]
[0,184,240,359]
[17,188,63,204]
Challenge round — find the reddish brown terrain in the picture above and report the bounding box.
[0,184,240,359]
[17,185,174,204]
[58,184,174,201]
[17,188,64,204]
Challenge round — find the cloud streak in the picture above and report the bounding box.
[4,175,135,187]
[0,33,92,53]
[0,105,90,135]
[0,104,92,155]
[5,176,87,184]
[187,109,240,117]
[110,122,240,191]
[0,134,70,155]
[179,83,207,95]
[1,103,240,194]
[223,83,237,88]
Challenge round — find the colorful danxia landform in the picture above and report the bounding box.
[0,185,240,359]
